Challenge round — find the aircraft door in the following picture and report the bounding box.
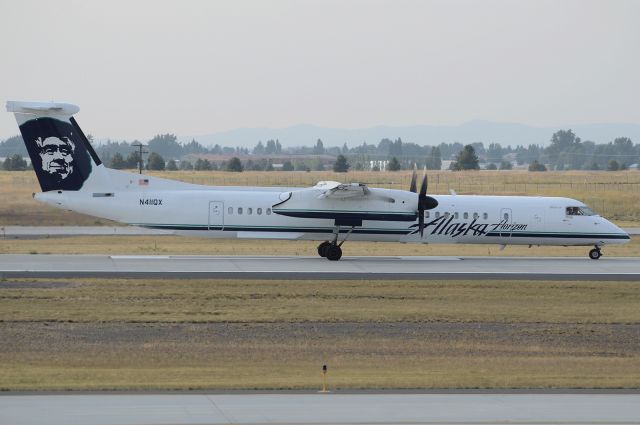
[208,201,224,230]
[499,208,513,237]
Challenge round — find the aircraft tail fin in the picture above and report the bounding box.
[6,101,103,192]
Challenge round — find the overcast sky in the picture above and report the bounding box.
[1,0,639,140]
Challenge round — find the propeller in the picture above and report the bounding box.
[411,166,439,237]
[409,165,417,193]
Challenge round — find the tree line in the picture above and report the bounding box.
[1,129,639,171]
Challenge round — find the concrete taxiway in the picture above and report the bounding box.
[0,254,639,280]
[2,393,640,425]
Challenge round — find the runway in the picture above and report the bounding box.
[2,393,640,425]
[1,254,639,280]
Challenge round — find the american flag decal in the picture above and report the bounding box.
[138,179,149,186]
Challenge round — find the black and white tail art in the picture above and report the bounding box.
[19,117,92,191]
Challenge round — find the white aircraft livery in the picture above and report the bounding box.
[7,101,630,261]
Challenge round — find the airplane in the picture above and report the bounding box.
[6,100,630,261]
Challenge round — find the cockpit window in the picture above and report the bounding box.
[566,206,596,216]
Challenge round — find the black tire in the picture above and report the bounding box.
[326,245,342,261]
[589,248,601,260]
[317,241,331,257]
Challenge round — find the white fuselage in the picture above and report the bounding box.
[35,167,630,248]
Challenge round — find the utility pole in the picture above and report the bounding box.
[131,142,148,174]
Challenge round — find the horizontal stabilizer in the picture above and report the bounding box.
[6,101,80,117]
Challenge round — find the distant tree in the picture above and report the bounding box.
[282,160,294,171]
[546,129,581,169]
[342,142,349,154]
[487,143,504,164]
[528,160,547,172]
[125,151,141,169]
[166,159,178,171]
[499,160,513,170]
[253,141,266,155]
[607,159,620,171]
[210,161,218,171]
[148,134,182,159]
[426,146,442,170]
[371,164,380,172]
[265,139,281,154]
[389,138,403,156]
[585,161,600,171]
[333,154,350,172]
[451,145,480,170]
[180,160,194,171]
[3,154,28,170]
[225,157,243,172]
[182,139,207,155]
[387,157,401,171]
[195,158,212,171]
[0,135,27,157]
[485,163,498,170]
[313,139,325,155]
[109,153,126,169]
[147,152,166,170]
[354,162,364,171]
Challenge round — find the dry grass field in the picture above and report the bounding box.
[1,169,639,225]
[1,234,638,257]
[1,278,639,390]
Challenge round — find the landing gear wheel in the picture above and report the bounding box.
[326,245,342,261]
[317,241,331,258]
[589,248,602,260]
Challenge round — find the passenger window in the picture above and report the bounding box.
[425,211,430,218]
[444,212,450,218]
[248,208,253,215]
[463,212,468,219]
[228,207,233,215]
[436,211,440,218]
[483,213,488,220]
[473,212,479,220]
[266,208,272,215]
[238,207,243,215]
[454,212,459,219]
[257,208,262,215]
[503,212,509,220]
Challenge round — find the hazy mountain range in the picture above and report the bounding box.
[180,121,640,148]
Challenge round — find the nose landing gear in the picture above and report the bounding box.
[588,246,602,260]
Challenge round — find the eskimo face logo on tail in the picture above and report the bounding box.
[19,117,91,191]
[36,135,75,179]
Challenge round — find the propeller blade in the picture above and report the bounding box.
[416,167,437,237]
[419,167,427,199]
[409,166,417,193]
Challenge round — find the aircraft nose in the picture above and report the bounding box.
[609,220,631,242]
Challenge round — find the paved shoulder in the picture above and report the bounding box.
[1,393,639,425]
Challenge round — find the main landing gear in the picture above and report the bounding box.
[588,246,602,260]
[317,226,355,261]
